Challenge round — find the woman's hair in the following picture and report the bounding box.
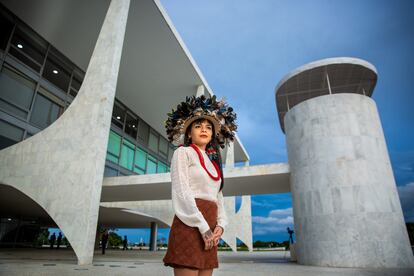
[184,118,224,192]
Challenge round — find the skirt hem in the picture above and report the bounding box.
[163,261,218,270]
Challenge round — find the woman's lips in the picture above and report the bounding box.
[200,135,208,138]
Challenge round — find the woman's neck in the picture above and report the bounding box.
[192,143,206,152]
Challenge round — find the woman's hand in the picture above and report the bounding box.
[212,226,223,246]
[202,229,214,250]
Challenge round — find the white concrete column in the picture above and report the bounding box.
[196,84,205,97]
[149,221,158,251]
[237,196,253,252]
[0,0,130,265]
[285,93,414,268]
[219,195,253,252]
[225,141,235,169]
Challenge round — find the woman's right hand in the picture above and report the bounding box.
[201,229,214,250]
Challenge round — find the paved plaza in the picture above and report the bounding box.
[0,249,413,276]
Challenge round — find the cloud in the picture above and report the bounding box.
[253,225,288,236]
[397,182,414,222]
[252,207,294,235]
[253,215,293,225]
[251,200,277,208]
[269,208,293,216]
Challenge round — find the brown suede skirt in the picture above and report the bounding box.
[163,198,218,270]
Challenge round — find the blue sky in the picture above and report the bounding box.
[87,0,414,245]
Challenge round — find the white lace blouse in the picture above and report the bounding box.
[170,145,228,235]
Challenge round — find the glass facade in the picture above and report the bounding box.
[0,119,24,150]
[29,90,63,129]
[0,65,35,119]
[107,130,121,163]
[42,50,72,92]
[106,129,172,176]
[0,10,13,50]
[0,4,173,176]
[9,26,47,73]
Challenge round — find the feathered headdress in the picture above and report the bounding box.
[165,95,237,149]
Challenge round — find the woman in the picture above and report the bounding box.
[163,95,237,276]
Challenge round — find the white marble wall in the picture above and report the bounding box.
[101,195,253,252]
[0,0,130,265]
[285,93,414,268]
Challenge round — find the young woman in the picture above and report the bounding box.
[163,95,237,276]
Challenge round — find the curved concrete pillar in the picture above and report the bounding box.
[220,195,253,252]
[285,93,414,268]
[0,0,130,265]
[234,195,253,252]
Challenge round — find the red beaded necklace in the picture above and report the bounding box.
[189,143,221,181]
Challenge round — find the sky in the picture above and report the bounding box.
[60,0,414,245]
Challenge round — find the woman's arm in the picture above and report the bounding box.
[171,147,211,236]
[216,190,228,234]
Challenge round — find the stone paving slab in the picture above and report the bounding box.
[1,249,413,276]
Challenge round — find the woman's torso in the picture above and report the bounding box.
[179,146,221,202]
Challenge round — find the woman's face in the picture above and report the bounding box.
[188,119,213,147]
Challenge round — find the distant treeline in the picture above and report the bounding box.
[252,240,290,248]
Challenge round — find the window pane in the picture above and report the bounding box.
[112,102,125,129]
[42,52,71,91]
[125,113,138,139]
[37,86,65,106]
[71,73,83,91]
[107,130,121,157]
[134,147,146,169]
[168,145,175,162]
[159,136,168,156]
[69,71,83,97]
[0,99,27,119]
[148,131,158,153]
[104,166,118,177]
[106,152,118,164]
[157,162,167,173]
[0,66,35,110]
[146,155,157,174]
[120,140,134,170]
[133,167,145,175]
[29,93,62,129]
[137,119,149,144]
[9,47,41,72]
[10,26,46,72]
[0,119,24,150]
[123,138,135,148]
[0,10,14,51]
[69,88,77,97]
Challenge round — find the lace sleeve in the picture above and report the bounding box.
[216,190,228,233]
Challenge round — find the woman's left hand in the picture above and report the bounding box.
[212,226,223,246]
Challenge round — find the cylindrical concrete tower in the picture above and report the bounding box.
[275,57,414,268]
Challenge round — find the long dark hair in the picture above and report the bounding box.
[184,118,224,192]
